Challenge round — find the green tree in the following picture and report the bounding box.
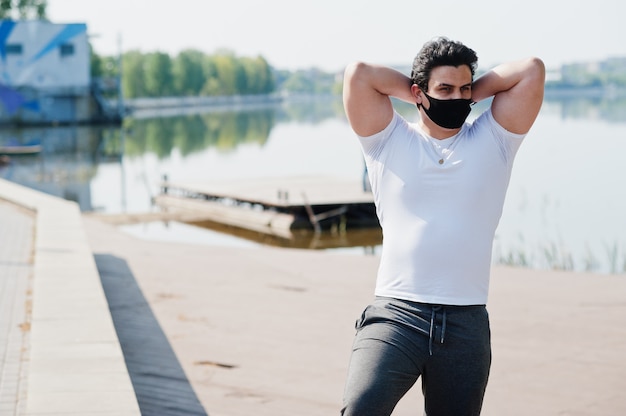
[233,59,248,94]
[0,0,47,18]
[110,49,279,98]
[90,46,103,77]
[144,51,174,97]
[211,52,237,95]
[172,49,205,96]
[201,55,220,95]
[282,70,315,93]
[256,56,275,94]
[241,56,274,94]
[91,46,118,78]
[121,51,147,98]
[279,68,338,94]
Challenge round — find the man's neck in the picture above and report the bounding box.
[418,116,462,140]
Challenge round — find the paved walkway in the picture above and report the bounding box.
[0,178,140,416]
[93,252,207,415]
[84,217,626,416]
[0,200,32,416]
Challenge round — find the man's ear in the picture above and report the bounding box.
[410,84,422,105]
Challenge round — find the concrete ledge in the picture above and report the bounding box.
[0,179,140,415]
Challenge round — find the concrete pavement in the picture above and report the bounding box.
[0,178,140,416]
[0,199,32,415]
[84,217,626,416]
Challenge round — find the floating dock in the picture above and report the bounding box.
[153,176,379,238]
[0,144,42,155]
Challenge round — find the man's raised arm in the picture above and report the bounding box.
[471,57,545,134]
[343,62,414,137]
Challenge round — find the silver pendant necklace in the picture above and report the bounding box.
[428,135,462,165]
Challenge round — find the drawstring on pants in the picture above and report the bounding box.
[428,306,447,356]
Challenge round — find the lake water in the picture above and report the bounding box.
[2,93,625,274]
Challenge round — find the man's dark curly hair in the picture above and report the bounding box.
[410,37,478,92]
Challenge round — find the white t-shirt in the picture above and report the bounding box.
[358,109,525,305]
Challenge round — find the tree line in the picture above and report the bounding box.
[0,0,46,19]
[546,57,626,89]
[1,1,340,98]
[92,49,276,98]
[1,2,280,98]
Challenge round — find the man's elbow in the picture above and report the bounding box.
[526,57,546,86]
[344,61,370,83]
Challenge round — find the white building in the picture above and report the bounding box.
[0,19,120,125]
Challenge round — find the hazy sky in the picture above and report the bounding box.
[48,0,625,72]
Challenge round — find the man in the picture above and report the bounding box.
[341,37,545,416]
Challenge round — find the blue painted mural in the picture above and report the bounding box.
[0,20,90,122]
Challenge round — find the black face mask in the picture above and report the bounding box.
[419,92,473,129]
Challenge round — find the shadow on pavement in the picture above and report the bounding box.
[94,253,208,416]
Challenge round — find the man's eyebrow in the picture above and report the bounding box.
[435,82,473,88]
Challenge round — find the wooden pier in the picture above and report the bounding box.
[154,176,379,238]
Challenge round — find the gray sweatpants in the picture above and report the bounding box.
[341,297,491,416]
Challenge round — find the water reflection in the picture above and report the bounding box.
[125,109,275,158]
[0,125,121,211]
[544,91,626,123]
[122,96,343,159]
[278,94,345,124]
[188,218,382,251]
[1,93,625,273]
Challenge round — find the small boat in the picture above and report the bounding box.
[0,144,42,155]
